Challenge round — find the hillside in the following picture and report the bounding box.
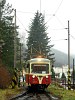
[52,48,74,67]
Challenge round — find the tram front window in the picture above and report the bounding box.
[31,64,49,74]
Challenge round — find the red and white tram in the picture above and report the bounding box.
[25,57,52,90]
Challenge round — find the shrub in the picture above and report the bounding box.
[0,65,11,89]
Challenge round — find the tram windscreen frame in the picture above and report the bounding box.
[31,63,49,74]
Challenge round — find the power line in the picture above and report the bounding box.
[49,28,65,30]
[54,15,66,29]
[51,38,67,41]
[17,0,63,16]
[16,16,28,32]
[45,14,55,25]
[17,11,35,14]
[45,0,64,24]
[16,0,67,40]
[46,15,67,32]
[54,0,63,14]
[47,14,75,41]
[15,0,64,32]
[16,0,63,26]
[70,35,75,40]
[17,11,53,18]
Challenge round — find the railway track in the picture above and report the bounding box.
[10,89,60,100]
[36,92,52,100]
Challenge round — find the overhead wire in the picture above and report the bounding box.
[54,0,63,14]
[16,0,64,29]
[45,0,64,25]
[16,0,69,42]
[54,15,66,29]
[16,16,28,44]
[44,15,67,31]
[15,0,64,32]
[51,38,67,41]
[54,17,75,41]
[16,0,75,54]
[16,16,28,32]
[15,0,75,54]
[70,35,75,40]
[49,28,65,30]
[17,11,35,14]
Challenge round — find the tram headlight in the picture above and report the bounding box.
[46,75,48,78]
[38,58,41,61]
[32,75,35,78]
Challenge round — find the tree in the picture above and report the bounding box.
[51,67,55,79]
[26,11,54,62]
[0,0,6,20]
[61,72,66,79]
[1,4,14,68]
[71,69,75,80]
[0,1,19,70]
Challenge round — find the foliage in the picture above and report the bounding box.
[0,1,19,70]
[0,66,11,89]
[0,88,24,100]
[48,84,75,100]
[26,11,54,62]
[1,20,14,67]
[71,69,75,80]
[51,67,55,78]
[0,0,6,19]
[16,43,24,70]
[61,72,66,79]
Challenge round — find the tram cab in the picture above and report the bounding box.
[25,57,52,89]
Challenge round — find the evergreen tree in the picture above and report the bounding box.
[61,72,66,79]
[0,0,6,20]
[0,1,19,70]
[26,11,54,62]
[51,67,55,79]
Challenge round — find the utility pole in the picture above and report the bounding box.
[40,0,41,13]
[30,44,32,59]
[14,9,16,68]
[73,59,74,86]
[67,20,71,90]
[20,43,21,69]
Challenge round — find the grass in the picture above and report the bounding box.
[0,83,75,100]
[0,87,24,100]
[0,89,6,100]
[47,83,75,100]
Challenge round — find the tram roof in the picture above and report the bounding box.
[28,58,50,63]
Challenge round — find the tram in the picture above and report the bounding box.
[25,56,52,90]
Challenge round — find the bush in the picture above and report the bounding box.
[0,65,11,89]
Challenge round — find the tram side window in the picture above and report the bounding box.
[26,63,30,73]
[27,63,29,68]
